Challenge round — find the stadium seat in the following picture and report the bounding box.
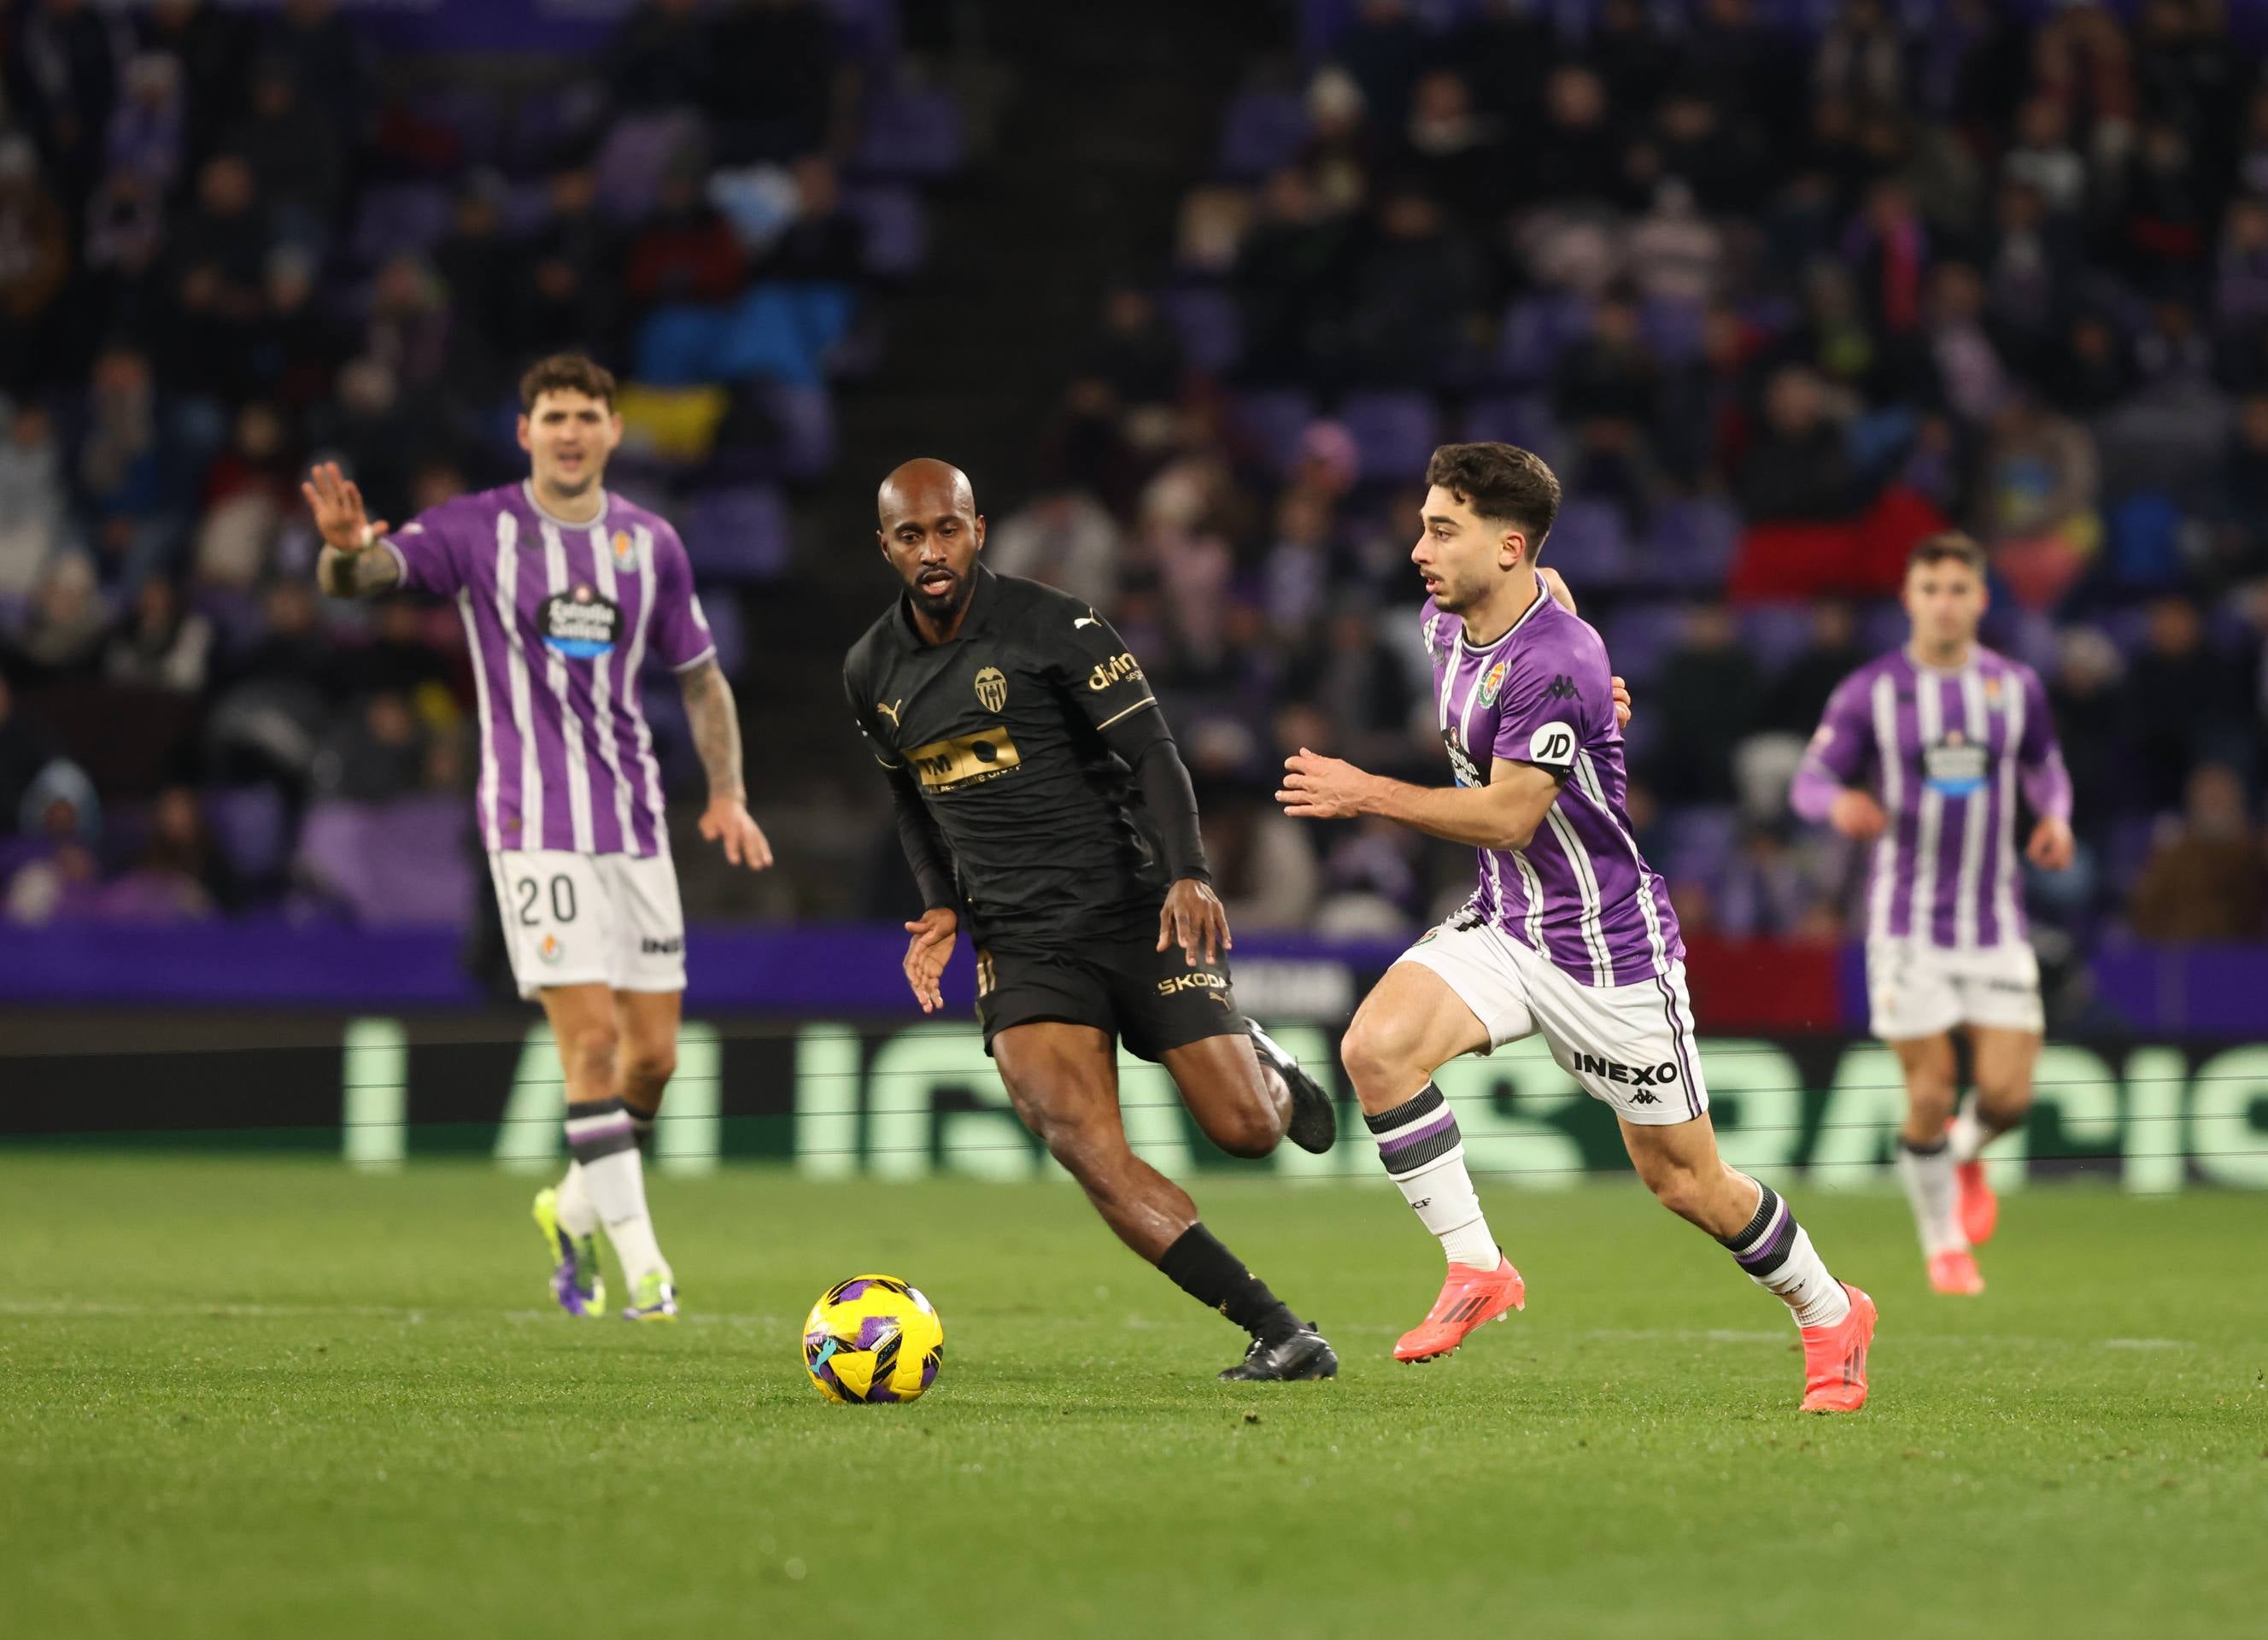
[1230,388,1317,475]
[1544,497,1638,588]
[595,112,705,225]
[1338,391,1438,484]
[1462,394,1562,466]
[683,484,792,583]
[1162,285,1243,374]
[855,84,964,179]
[1495,293,1593,386]
[296,797,474,926]
[713,283,859,388]
[1645,497,1743,590]
[1216,91,1308,179]
[1603,605,1689,689]
[346,184,453,268]
[1738,604,1819,677]
[751,383,838,482]
[1638,296,1708,366]
[202,787,291,885]
[843,184,927,279]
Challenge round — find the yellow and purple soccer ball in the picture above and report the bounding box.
[802,1274,946,1404]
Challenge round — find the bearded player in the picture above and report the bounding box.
[304,352,773,1322]
[1791,531,2073,1296]
[1279,442,1876,1413]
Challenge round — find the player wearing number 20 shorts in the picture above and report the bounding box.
[305,354,774,1322]
[1278,442,1874,1412]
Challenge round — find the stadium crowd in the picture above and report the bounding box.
[993,0,2268,951]
[0,0,950,924]
[2,0,2265,959]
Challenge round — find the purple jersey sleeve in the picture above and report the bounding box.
[2016,665,2073,822]
[1489,628,1605,781]
[378,504,469,596]
[1790,672,1875,822]
[648,522,717,672]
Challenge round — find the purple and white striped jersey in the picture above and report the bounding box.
[1423,577,1684,987]
[379,482,715,858]
[1790,647,2072,949]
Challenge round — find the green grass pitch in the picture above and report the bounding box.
[4,1156,2263,1637]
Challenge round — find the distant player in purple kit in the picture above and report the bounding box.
[303,353,774,1322]
[1790,531,2073,1297]
[1279,442,1876,1413]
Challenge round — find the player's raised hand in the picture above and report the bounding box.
[1540,565,1579,617]
[901,907,958,1013]
[2025,814,2076,871]
[300,461,387,552]
[1828,788,1889,841]
[698,794,774,870]
[1158,877,1230,968]
[1610,675,1632,730]
[1277,747,1374,820]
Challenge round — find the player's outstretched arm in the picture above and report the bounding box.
[1279,749,1562,852]
[2018,669,2076,870]
[303,461,403,600]
[681,656,774,870]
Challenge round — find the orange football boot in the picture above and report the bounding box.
[1927,1248,1984,1295]
[1954,1151,1998,1246]
[1797,1283,1877,1413]
[1393,1255,1526,1362]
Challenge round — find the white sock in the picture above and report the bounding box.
[1364,1084,1502,1270]
[554,1162,599,1238]
[1720,1177,1851,1329]
[1948,1098,1989,1166]
[1895,1137,1966,1256]
[566,1098,670,1286]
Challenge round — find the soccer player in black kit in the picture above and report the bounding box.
[845,458,1342,1380]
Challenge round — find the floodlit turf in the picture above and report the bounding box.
[3,1157,2263,1638]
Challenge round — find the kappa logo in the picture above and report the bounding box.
[1544,673,1582,702]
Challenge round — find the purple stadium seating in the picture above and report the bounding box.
[1544,497,1638,588]
[1162,285,1243,374]
[1603,605,1690,688]
[1638,296,1708,367]
[855,84,964,179]
[296,797,473,926]
[1738,604,1820,676]
[595,112,703,224]
[844,184,927,278]
[683,484,792,583]
[347,184,453,267]
[1231,389,1316,475]
[1859,602,1911,656]
[1495,293,1593,386]
[203,787,290,883]
[754,384,838,481]
[1338,390,1438,483]
[1645,497,1743,590]
[1216,91,1308,180]
[824,0,902,62]
[1462,394,1562,464]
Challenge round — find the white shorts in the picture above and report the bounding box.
[489,849,687,1000]
[1867,938,2042,1040]
[1398,917,1708,1126]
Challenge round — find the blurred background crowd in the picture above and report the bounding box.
[3,0,2266,971]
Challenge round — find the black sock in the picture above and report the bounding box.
[623,1099,658,1154]
[1157,1224,1300,1342]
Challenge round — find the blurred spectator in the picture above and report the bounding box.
[14,553,108,682]
[1340,189,1485,385]
[1976,393,2098,607]
[0,137,72,397]
[106,783,230,920]
[1761,601,1864,735]
[1398,69,1503,223]
[1527,65,1622,207]
[986,488,1120,614]
[0,404,73,597]
[106,53,186,193]
[2003,97,2089,219]
[2046,625,2133,840]
[2125,764,2266,941]
[512,167,623,362]
[628,166,748,308]
[609,0,712,114]
[1814,0,1904,108]
[1084,287,1182,411]
[1654,604,1759,805]
[191,402,293,588]
[1330,0,1427,139]
[3,758,102,924]
[226,54,346,245]
[1551,290,1659,512]
[139,0,255,177]
[1921,262,2008,428]
[707,0,849,165]
[2129,596,2250,812]
[752,156,864,285]
[1739,366,1858,523]
[102,576,211,693]
[1234,166,1349,384]
[0,671,66,833]
[311,690,429,803]
[4,0,120,205]
[1284,599,1416,775]
[1626,179,1720,307]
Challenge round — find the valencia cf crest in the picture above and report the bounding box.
[1478,660,1509,707]
[975,665,1008,712]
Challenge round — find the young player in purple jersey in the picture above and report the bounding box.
[1279,443,1877,1413]
[302,354,774,1323]
[1790,532,2074,1297]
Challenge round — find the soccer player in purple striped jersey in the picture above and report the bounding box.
[1790,531,2074,1297]
[1279,442,1876,1412]
[302,353,776,1323]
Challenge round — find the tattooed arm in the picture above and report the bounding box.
[679,655,774,870]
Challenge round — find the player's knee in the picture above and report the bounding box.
[1339,1009,1415,1103]
[1644,1163,1713,1227]
[560,1022,620,1089]
[619,1044,676,1100]
[1202,1100,1281,1161]
[1973,1077,2032,1128]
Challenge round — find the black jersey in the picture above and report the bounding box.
[843,568,1174,952]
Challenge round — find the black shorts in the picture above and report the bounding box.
[975,933,1247,1062]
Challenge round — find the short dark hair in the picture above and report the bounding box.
[1908,530,1985,574]
[1424,442,1562,556]
[519,353,617,413]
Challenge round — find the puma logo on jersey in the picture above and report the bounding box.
[876,699,904,728]
[1074,615,1099,629]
